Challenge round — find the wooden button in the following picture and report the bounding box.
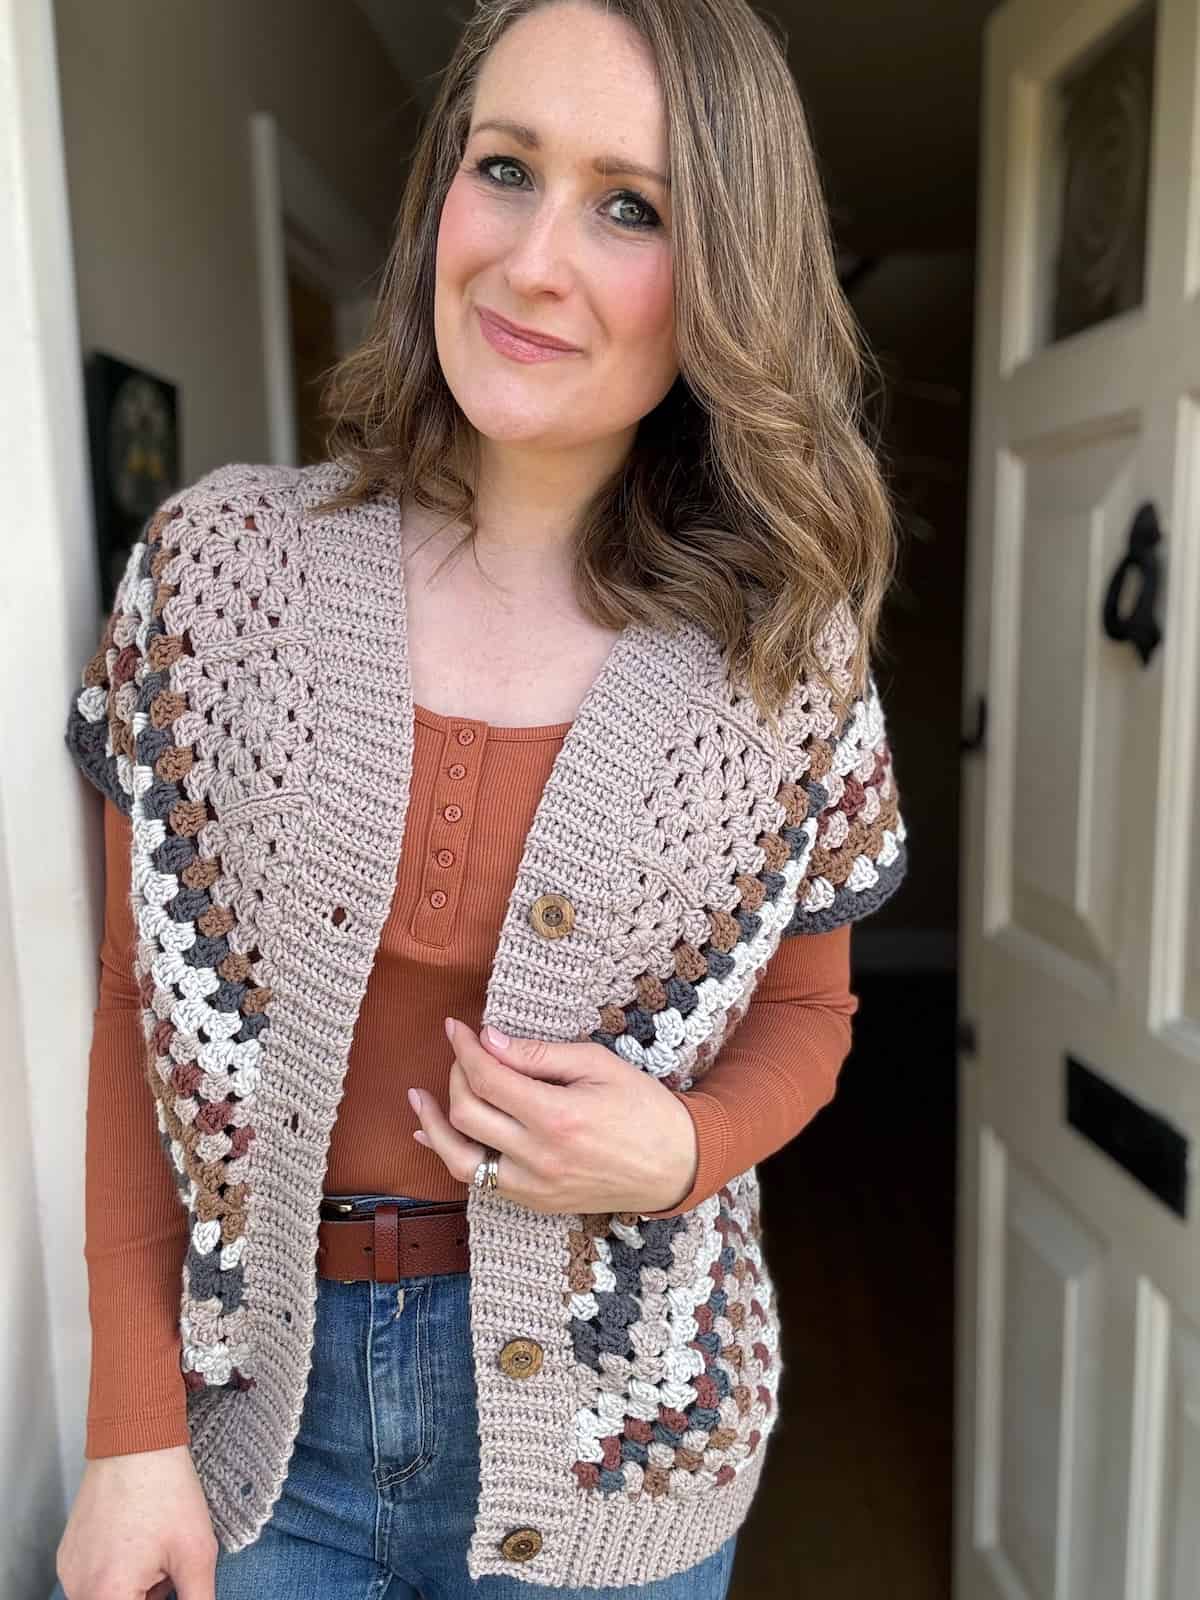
[498,1337,543,1379]
[500,1528,543,1563]
[528,892,575,939]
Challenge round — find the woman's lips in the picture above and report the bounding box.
[476,307,581,363]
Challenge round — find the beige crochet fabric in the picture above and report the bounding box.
[66,458,907,1586]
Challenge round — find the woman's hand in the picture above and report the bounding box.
[55,1444,217,1599]
[409,1017,699,1215]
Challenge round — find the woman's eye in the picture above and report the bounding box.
[605,193,660,230]
[475,155,525,189]
[470,156,661,232]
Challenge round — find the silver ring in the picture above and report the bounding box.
[472,1149,500,1190]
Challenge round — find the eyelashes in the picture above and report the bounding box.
[469,155,663,232]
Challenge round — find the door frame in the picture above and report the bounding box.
[249,111,382,465]
[0,0,113,1579]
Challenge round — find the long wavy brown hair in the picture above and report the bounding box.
[314,0,898,728]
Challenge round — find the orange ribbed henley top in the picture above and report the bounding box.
[82,700,858,1459]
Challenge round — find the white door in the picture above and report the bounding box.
[958,0,1200,1595]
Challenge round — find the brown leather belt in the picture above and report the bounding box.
[315,1199,469,1283]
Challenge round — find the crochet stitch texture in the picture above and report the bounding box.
[65,458,907,1587]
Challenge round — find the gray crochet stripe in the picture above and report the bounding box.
[62,459,907,1587]
[781,838,908,935]
[568,1216,685,1371]
[65,521,263,1360]
[587,749,901,1065]
[65,687,130,815]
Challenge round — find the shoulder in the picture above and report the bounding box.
[64,460,339,813]
[126,457,354,561]
[138,459,340,563]
[687,595,906,936]
[777,600,908,934]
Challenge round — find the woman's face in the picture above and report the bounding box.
[434,1,677,456]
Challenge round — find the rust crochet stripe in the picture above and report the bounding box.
[68,500,283,1396]
[567,657,904,1496]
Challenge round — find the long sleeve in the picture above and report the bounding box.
[82,796,191,1458]
[76,750,860,1434]
[643,923,858,1218]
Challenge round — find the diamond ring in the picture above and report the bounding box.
[472,1149,500,1190]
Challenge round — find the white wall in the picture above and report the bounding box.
[2,3,417,1591]
[55,0,416,474]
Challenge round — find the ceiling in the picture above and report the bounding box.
[354,0,1003,256]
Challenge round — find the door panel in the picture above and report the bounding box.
[996,1161,1105,1598]
[1006,434,1137,980]
[958,1,1200,1596]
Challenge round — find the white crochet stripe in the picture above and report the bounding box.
[573,1197,723,1462]
[612,850,807,1090]
[799,814,906,915]
[789,676,905,916]
[76,684,108,723]
[572,1185,780,1495]
[99,542,262,1385]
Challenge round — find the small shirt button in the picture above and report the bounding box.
[435,849,455,868]
[498,1337,544,1379]
[529,892,575,940]
[456,728,476,746]
[500,1528,543,1563]
[429,890,447,909]
[448,763,467,779]
[443,804,463,823]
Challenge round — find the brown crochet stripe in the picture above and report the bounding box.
[566,1180,775,1497]
[586,781,800,1090]
[588,710,900,1094]
[94,505,272,1287]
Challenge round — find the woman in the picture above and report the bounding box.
[52,0,908,1596]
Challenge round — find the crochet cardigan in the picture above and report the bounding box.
[64,457,908,1588]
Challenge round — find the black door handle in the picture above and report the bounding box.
[960,694,986,753]
[1102,501,1163,666]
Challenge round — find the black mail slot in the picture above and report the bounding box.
[1065,1053,1189,1220]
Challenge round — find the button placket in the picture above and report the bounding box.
[410,718,487,946]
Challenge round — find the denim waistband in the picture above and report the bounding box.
[320,1192,460,1215]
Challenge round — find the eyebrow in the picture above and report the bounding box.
[468,117,670,189]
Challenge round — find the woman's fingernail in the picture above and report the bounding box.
[485,1024,510,1048]
[413,1130,429,1145]
[408,1088,422,1114]
[444,1016,456,1041]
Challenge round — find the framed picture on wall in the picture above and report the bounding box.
[83,350,180,612]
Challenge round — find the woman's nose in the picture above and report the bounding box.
[502,202,576,297]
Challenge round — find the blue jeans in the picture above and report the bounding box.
[53,1195,736,1599]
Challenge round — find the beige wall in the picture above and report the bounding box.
[54,0,418,474]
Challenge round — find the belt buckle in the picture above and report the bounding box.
[317,1196,380,1283]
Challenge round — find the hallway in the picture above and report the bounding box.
[731,972,958,1599]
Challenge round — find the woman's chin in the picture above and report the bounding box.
[459,405,576,450]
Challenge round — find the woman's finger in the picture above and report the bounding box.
[448,1020,563,1121]
[447,1060,534,1161]
[410,1086,547,1205]
[408,1086,484,1185]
